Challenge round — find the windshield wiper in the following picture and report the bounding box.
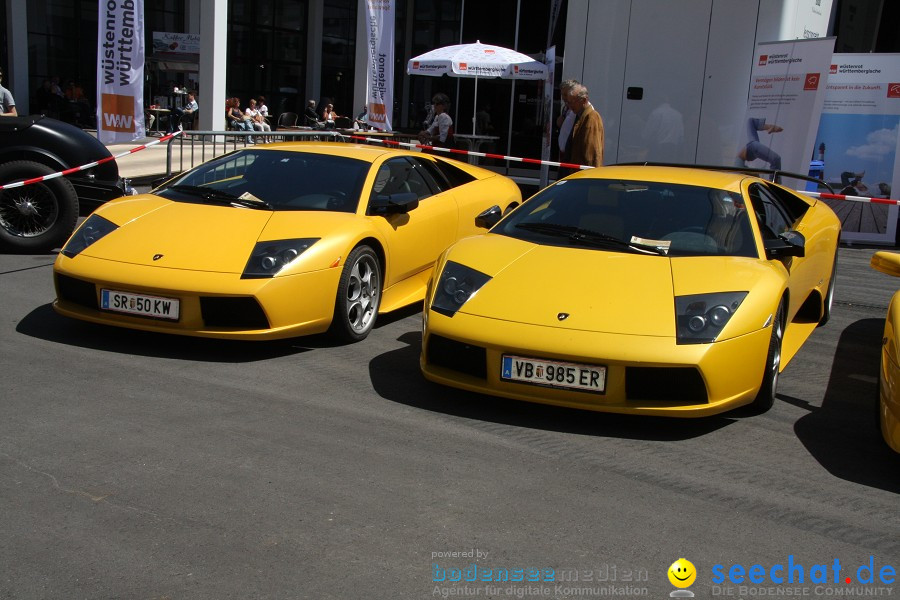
[170,184,241,203]
[169,185,272,210]
[515,222,580,237]
[571,229,667,255]
[515,222,665,255]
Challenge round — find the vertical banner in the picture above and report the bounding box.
[97,0,145,144]
[365,0,394,132]
[813,54,900,245]
[736,38,834,181]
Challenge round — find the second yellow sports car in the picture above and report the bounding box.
[420,165,841,417]
[869,251,900,452]
[53,142,521,341]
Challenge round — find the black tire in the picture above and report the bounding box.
[0,160,79,253]
[748,301,785,414]
[330,245,382,343]
[818,251,838,326]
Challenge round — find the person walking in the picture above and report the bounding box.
[566,83,604,170]
[556,79,579,163]
[0,68,17,116]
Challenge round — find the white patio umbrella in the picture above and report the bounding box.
[407,40,549,135]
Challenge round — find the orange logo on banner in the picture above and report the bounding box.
[758,55,768,66]
[101,94,136,133]
[413,61,420,69]
[804,73,820,90]
[459,62,468,70]
[888,84,900,98]
[830,64,838,74]
[368,103,387,123]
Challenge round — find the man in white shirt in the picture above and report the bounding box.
[0,68,17,116]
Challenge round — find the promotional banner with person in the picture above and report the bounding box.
[97,0,145,144]
[735,38,835,184]
[812,54,900,245]
[365,0,394,131]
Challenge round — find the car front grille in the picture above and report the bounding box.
[55,273,98,310]
[200,296,270,330]
[626,366,708,403]
[426,334,487,379]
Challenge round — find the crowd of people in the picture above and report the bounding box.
[0,65,608,175]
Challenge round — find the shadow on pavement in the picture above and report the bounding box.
[793,318,900,492]
[17,303,324,363]
[369,330,735,441]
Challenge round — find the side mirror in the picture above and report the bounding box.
[764,230,805,259]
[475,205,503,229]
[370,192,419,215]
[871,251,900,277]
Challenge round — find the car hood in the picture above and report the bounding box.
[81,195,359,273]
[448,234,771,337]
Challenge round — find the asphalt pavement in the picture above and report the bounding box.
[0,245,898,599]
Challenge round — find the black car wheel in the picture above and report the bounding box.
[748,301,785,414]
[330,245,381,342]
[0,160,79,253]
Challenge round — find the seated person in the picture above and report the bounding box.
[227,97,252,131]
[321,103,338,129]
[418,93,454,148]
[169,92,198,132]
[304,99,322,128]
[245,98,272,135]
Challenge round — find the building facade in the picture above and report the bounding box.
[1,0,897,174]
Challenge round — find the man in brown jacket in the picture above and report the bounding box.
[566,83,604,169]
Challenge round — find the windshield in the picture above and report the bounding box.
[157,149,370,213]
[496,178,757,257]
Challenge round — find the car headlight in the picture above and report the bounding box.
[675,292,747,344]
[61,214,118,258]
[242,238,319,279]
[432,261,491,317]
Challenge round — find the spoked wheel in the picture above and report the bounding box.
[330,245,381,342]
[747,301,785,414]
[818,252,838,326]
[0,160,79,253]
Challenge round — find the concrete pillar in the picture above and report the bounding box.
[6,0,28,114]
[198,0,227,130]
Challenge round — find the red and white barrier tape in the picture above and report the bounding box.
[0,131,182,191]
[349,135,900,205]
[346,134,593,171]
[802,190,900,206]
[5,129,896,209]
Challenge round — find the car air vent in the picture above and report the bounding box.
[626,367,708,403]
[427,334,487,379]
[54,273,99,310]
[200,296,270,330]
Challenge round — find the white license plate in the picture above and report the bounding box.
[100,289,180,321]
[501,355,606,394]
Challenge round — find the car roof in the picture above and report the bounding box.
[569,165,753,192]
[251,141,415,162]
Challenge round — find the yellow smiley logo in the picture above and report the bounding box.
[668,558,697,588]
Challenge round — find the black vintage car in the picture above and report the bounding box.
[0,116,134,253]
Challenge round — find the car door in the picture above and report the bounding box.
[748,182,817,316]
[366,156,459,285]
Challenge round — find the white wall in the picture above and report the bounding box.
[563,0,834,167]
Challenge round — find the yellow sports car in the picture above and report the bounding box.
[53,143,521,341]
[420,165,841,416]
[869,251,900,452]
